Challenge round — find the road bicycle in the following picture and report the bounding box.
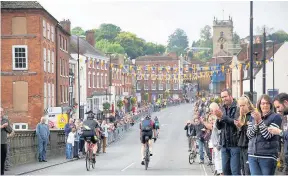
[189,137,198,164]
[85,137,96,171]
[143,136,156,170]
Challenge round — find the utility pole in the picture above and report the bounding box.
[77,36,81,119]
[262,27,266,94]
[249,1,254,102]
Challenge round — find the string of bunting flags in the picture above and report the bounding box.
[79,57,274,81]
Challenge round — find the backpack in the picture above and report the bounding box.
[142,119,152,132]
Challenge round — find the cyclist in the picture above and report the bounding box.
[154,116,160,137]
[140,115,156,165]
[82,111,99,162]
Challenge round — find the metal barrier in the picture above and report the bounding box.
[106,110,149,146]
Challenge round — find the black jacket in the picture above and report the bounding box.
[184,124,195,137]
[237,112,251,147]
[216,100,240,147]
[193,123,205,139]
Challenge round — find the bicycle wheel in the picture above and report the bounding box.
[145,143,150,170]
[86,150,91,171]
[189,152,195,164]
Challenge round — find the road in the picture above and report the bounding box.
[28,104,212,175]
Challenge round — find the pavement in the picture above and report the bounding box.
[6,104,214,175]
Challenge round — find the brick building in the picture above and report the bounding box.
[56,20,71,107]
[1,1,58,129]
[135,53,183,102]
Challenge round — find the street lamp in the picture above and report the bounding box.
[266,40,275,98]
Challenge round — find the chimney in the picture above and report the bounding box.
[85,30,95,47]
[59,19,71,34]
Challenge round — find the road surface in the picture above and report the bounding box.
[28,104,213,175]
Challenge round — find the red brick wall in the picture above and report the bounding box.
[56,28,69,107]
[1,10,57,129]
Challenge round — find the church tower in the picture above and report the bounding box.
[212,16,234,55]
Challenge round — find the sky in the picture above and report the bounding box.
[38,0,288,45]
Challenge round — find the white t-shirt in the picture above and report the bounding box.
[67,132,75,146]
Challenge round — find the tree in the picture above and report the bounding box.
[95,39,125,54]
[269,30,288,43]
[95,23,122,42]
[71,27,85,36]
[200,25,212,41]
[143,42,166,55]
[167,28,189,56]
[115,32,145,59]
[232,32,240,44]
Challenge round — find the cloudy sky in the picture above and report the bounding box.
[38,0,288,45]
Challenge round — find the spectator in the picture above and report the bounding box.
[247,94,282,175]
[74,119,81,159]
[1,107,13,175]
[193,118,206,164]
[66,127,76,159]
[101,120,109,153]
[64,119,75,142]
[210,102,223,176]
[235,95,253,175]
[78,122,85,155]
[184,120,195,152]
[36,117,50,162]
[201,115,213,166]
[215,89,241,175]
[269,93,288,174]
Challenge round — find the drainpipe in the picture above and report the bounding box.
[55,25,59,107]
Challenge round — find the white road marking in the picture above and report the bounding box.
[161,124,167,127]
[121,162,135,172]
[201,164,208,176]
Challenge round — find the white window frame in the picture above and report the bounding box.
[158,82,163,90]
[97,59,100,69]
[13,123,28,131]
[52,84,54,107]
[43,48,46,72]
[62,86,65,103]
[44,83,47,109]
[49,83,52,107]
[93,72,95,88]
[166,81,171,90]
[144,83,149,90]
[101,74,104,88]
[97,73,100,88]
[105,74,107,88]
[152,82,156,90]
[137,82,141,90]
[51,25,54,42]
[47,23,50,40]
[47,49,50,73]
[88,72,91,88]
[43,19,46,38]
[173,82,178,90]
[66,86,69,103]
[12,45,28,70]
[51,50,54,73]
[60,59,62,76]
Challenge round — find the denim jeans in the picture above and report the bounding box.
[38,138,48,161]
[66,143,73,159]
[240,147,250,175]
[248,156,277,175]
[221,147,241,175]
[73,141,79,157]
[197,139,204,161]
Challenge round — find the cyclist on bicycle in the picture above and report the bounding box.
[140,115,156,165]
[82,111,99,162]
[154,116,160,137]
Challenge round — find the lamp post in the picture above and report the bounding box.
[77,36,81,119]
[267,40,275,98]
[249,1,254,102]
[262,27,266,94]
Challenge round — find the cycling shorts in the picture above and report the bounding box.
[82,130,98,144]
[141,131,153,144]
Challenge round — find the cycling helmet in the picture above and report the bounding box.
[154,116,158,121]
[145,115,151,119]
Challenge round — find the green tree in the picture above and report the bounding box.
[144,42,166,55]
[95,39,125,54]
[232,32,241,44]
[167,28,189,56]
[71,27,85,36]
[115,32,145,59]
[269,30,288,43]
[95,23,122,42]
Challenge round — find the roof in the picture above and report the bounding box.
[137,55,178,61]
[239,42,284,79]
[207,56,232,65]
[57,24,70,36]
[1,1,58,23]
[70,35,108,60]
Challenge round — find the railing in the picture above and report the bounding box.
[7,110,150,166]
